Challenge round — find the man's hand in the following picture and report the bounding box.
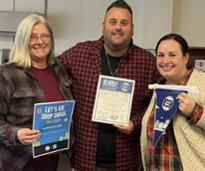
[114,120,134,134]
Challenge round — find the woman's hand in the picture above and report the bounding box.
[114,120,134,134]
[177,92,196,117]
[17,128,40,145]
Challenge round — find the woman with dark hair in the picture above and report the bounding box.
[141,33,205,171]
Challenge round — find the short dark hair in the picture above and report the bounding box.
[155,33,189,56]
[106,0,132,16]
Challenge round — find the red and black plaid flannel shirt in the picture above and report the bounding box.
[60,37,159,171]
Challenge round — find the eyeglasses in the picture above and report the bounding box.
[30,35,51,42]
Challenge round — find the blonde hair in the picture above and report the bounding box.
[10,13,55,68]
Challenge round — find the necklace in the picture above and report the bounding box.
[105,51,115,75]
[104,50,122,76]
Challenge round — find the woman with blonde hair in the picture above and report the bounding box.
[0,14,73,171]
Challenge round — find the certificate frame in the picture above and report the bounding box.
[92,75,135,126]
[32,100,75,158]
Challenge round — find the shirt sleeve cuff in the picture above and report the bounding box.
[191,103,203,124]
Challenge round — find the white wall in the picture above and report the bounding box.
[172,0,205,47]
[0,0,172,54]
[2,0,203,55]
[48,0,146,54]
[0,0,45,49]
[142,0,173,49]
[47,0,173,54]
[0,0,14,49]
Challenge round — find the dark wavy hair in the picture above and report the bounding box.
[155,33,189,56]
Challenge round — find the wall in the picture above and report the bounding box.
[0,0,172,54]
[172,0,205,47]
[47,0,173,53]
[2,0,204,55]
[140,0,173,49]
[0,0,45,49]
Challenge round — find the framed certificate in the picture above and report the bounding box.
[92,75,135,126]
[32,100,75,158]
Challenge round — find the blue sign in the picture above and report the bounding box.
[32,100,75,158]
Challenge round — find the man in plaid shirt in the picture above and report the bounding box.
[60,0,159,170]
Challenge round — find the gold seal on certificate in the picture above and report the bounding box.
[92,75,135,126]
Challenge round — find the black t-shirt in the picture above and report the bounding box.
[96,49,122,169]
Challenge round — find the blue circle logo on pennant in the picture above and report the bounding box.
[162,96,174,111]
